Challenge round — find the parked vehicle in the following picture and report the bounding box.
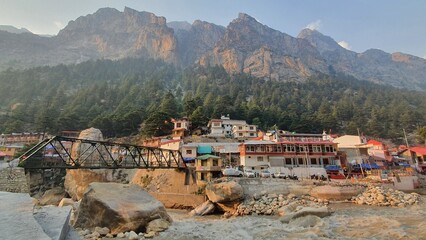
[222,167,243,177]
[244,170,256,178]
[259,170,272,178]
[273,172,287,179]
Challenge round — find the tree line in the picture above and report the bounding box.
[0,58,425,145]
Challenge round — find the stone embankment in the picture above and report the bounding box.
[352,185,421,207]
[0,167,28,193]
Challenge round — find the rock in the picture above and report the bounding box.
[116,232,125,238]
[64,129,115,201]
[189,200,215,216]
[128,231,139,240]
[94,226,110,235]
[288,215,324,228]
[38,187,68,206]
[79,229,91,236]
[146,218,170,233]
[144,231,157,238]
[287,193,296,200]
[64,169,112,201]
[310,185,363,201]
[216,201,240,213]
[277,202,298,216]
[73,182,172,235]
[58,197,75,207]
[106,233,113,238]
[205,180,244,203]
[280,206,332,223]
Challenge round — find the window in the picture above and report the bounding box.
[239,126,243,130]
[186,149,192,154]
[323,158,330,165]
[285,158,292,165]
[176,123,182,128]
[239,133,243,136]
[298,158,304,165]
[310,158,318,165]
[250,133,254,136]
[250,126,254,130]
[213,159,218,166]
[257,156,264,162]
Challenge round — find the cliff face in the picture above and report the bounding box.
[298,29,426,90]
[56,7,177,63]
[1,8,426,90]
[198,13,328,81]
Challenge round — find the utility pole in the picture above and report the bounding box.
[403,128,410,148]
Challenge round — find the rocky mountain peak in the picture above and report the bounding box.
[298,28,343,54]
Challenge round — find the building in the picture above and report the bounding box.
[239,133,337,176]
[207,115,257,138]
[333,135,368,165]
[232,124,257,139]
[195,154,223,182]
[0,132,43,146]
[406,146,426,173]
[171,118,191,139]
[0,132,44,161]
[182,142,241,166]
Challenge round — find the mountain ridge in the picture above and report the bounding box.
[0,7,425,90]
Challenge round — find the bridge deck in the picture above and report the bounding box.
[18,136,187,169]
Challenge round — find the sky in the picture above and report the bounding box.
[1,0,425,58]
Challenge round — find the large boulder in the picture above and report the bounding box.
[70,127,104,164]
[309,185,363,201]
[205,180,244,203]
[38,187,68,206]
[64,127,112,200]
[73,182,172,235]
[64,169,112,201]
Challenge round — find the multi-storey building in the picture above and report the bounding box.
[0,132,43,146]
[239,133,337,175]
[207,115,257,138]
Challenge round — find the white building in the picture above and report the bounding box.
[207,115,257,138]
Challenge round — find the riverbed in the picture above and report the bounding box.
[155,202,426,240]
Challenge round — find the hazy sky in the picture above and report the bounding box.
[1,0,425,58]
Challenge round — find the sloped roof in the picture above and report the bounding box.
[410,146,426,155]
[367,140,383,146]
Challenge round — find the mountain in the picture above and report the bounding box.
[173,20,226,66]
[198,13,327,81]
[298,29,426,90]
[0,25,31,34]
[57,7,177,63]
[0,8,425,90]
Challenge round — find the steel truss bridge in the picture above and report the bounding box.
[18,136,187,170]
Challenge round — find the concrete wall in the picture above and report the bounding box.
[236,178,314,198]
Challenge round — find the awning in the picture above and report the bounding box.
[196,154,221,160]
[183,157,195,162]
[360,163,380,169]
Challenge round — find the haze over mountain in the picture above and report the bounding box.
[0,7,425,90]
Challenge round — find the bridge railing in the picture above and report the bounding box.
[18,136,187,169]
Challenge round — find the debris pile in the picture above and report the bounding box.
[235,193,329,216]
[352,186,421,207]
